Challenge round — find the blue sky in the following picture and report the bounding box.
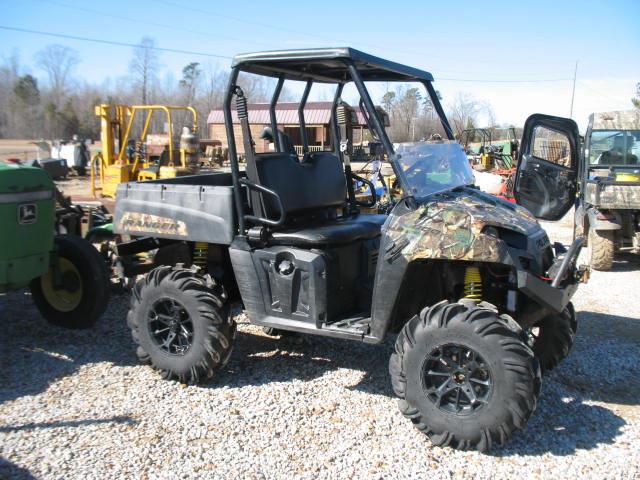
[1,0,638,129]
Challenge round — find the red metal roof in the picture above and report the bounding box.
[207,101,371,126]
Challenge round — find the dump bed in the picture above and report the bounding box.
[585,168,640,210]
[585,181,640,209]
[113,172,237,244]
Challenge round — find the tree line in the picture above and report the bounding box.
[0,37,507,143]
[0,38,286,141]
[380,85,499,142]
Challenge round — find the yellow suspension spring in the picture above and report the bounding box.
[193,242,209,268]
[463,266,483,301]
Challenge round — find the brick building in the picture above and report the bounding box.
[206,101,380,155]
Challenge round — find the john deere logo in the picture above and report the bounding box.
[18,203,37,225]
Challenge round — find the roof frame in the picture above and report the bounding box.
[232,47,434,83]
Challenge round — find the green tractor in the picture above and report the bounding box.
[0,162,110,328]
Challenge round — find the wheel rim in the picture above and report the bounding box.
[148,298,194,356]
[422,344,492,415]
[40,257,83,312]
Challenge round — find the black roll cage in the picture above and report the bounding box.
[222,48,454,234]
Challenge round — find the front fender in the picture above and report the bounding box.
[369,232,509,342]
[369,201,512,342]
[586,207,621,231]
[369,190,542,341]
[381,195,511,264]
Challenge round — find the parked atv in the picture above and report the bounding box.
[0,162,110,328]
[573,110,640,270]
[113,48,587,451]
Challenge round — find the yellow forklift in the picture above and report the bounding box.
[91,104,200,198]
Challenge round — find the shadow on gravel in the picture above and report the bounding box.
[3,285,635,458]
[493,307,638,455]
[564,310,640,406]
[214,327,395,397]
[0,290,136,404]
[607,252,640,272]
[0,457,36,480]
[0,414,135,433]
[213,308,638,456]
[492,394,627,457]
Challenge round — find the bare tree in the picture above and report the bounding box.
[378,84,446,142]
[380,85,420,142]
[238,72,274,102]
[397,86,422,139]
[202,64,226,112]
[35,44,79,107]
[180,62,202,106]
[447,92,481,138]
[130,37,159,105]
[382,90,395,115]
[483,102,497,128]
[196,64,228,134]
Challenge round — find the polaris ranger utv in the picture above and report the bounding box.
[574,110,640,270]
[113,48,587,451]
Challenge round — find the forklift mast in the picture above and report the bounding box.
[91,104,199,197]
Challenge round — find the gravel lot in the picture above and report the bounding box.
[1,214,639,479]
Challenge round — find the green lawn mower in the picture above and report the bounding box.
[0,162,110,328]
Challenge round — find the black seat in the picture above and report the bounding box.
[270,216,385,247]
[249,152,386,247]
[254,151,347,218]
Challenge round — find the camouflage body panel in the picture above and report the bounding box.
[386,188,539,263]
[585,182,640,210]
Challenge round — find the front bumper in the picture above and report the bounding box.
[517,236,588,313]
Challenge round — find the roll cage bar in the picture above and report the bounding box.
[223,47,454,234]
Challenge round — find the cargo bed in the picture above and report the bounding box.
[113,172,238,244]
[585,179,640,210]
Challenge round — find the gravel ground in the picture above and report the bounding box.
[1,214,640,479]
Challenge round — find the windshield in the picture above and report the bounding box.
[588,130,640,166]
[395,141,475,198]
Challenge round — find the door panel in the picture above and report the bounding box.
[515,114,580,221]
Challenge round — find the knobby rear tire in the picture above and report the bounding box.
[128,266,236,384]
[588,229,615,271]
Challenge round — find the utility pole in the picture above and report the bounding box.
[569,60,578,118]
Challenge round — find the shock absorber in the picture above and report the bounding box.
[463,266,483,301]
[193,242,209,269]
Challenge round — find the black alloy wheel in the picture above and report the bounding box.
[149,298,194,356]
[423,344,492,415]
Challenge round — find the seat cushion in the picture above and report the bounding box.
[254,152,347,218]
[269,217,384,247]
